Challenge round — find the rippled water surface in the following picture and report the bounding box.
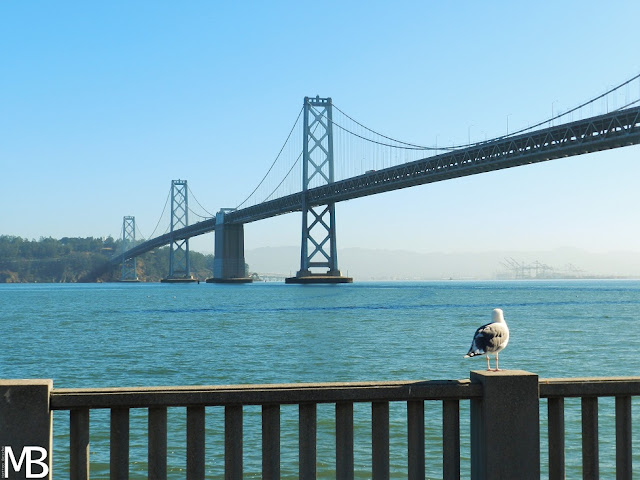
[1,280,639,478]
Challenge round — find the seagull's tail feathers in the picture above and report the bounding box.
[465,327,489,358]
[464,346,486,358]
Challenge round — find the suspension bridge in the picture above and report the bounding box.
[112,75,640,283]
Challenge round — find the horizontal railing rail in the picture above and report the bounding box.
[540,376,640,397]
[49,379,481,409]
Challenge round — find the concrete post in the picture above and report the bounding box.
[470,370,540,480]
[0,380,53,480]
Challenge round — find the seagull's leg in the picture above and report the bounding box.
[486,355,491,371]
[494,353,500,372]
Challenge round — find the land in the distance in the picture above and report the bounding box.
[2,235,638,283]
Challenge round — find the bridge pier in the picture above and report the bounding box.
[286,96,352,285]
[206,209,252,284]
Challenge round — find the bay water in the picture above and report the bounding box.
[1,280,639,478]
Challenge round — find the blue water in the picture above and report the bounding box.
[1,280,639,478]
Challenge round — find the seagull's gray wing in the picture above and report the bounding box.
[465,322,508,357]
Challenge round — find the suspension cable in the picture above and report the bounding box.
[613,98,640,111]
[262,152,302,203]
[328,72,640,150]
[332,103,433,149]
[261,115,325,202]
[135,223,148,241]
[187,206,212,220]
[148,188,171,239]
[311,105,435,151]
[187,185,214,218]
[236,106,304,209]
[503,72,640,139]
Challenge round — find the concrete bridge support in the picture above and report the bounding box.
[286,96,352,284]
[207,209,252,283]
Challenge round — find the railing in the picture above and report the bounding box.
[540,377,640,480]
[50,379,478,480]
[1,373,638,479]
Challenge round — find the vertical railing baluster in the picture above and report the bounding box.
[372,401,389,480]
[225,405,243,480]
[148,406,167,480]
[442,399,460,480]
[110,408,129,480]
[548,397,565,480]
[262,404,280,480]
[581,397,599,480]
[407,400,424,480]
[336,402,354,480]
[299,403,317,480]
[70,408,90,480]
[187,406,205,480]
[615,396,632,480]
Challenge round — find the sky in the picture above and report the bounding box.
[2,1,640,258]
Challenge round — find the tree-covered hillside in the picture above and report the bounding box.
[0,236,216,283]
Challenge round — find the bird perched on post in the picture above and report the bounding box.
[464,308,510,371]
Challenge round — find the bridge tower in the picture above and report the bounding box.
[120,216,138,282]
[286,96,352,284]
[162,179,197,283]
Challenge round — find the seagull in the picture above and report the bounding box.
[464,308,510,371]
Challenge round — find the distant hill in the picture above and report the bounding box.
[4,235,638,283]
[246,246,640,280]
[0,235,215,283]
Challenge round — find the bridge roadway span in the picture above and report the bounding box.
[113,106,640,264]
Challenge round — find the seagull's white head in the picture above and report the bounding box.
[492,308,505,324]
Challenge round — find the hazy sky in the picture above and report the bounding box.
[2,1,639,256]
